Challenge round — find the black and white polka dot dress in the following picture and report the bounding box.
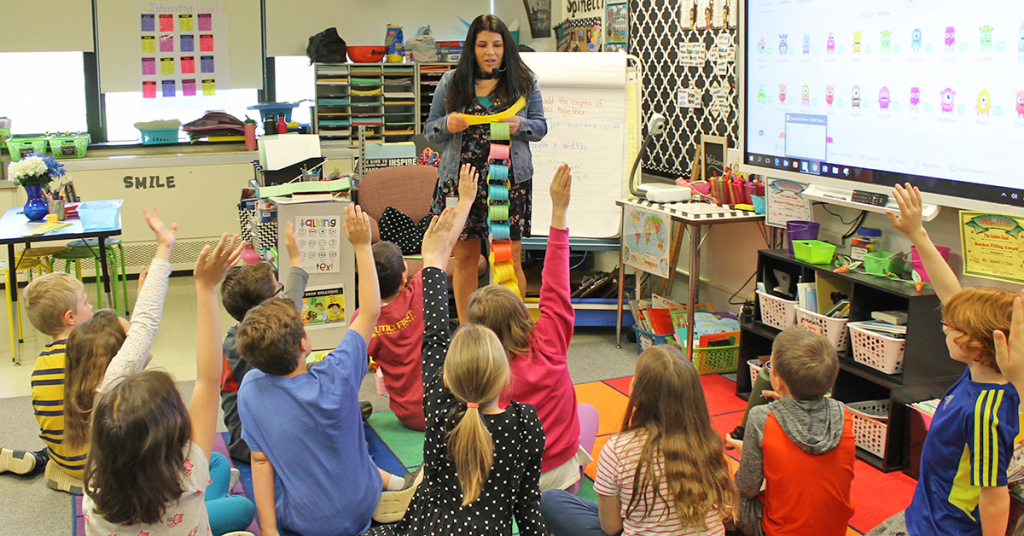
[364,267,547,536]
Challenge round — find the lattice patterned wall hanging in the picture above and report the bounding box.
[629,0,739,178]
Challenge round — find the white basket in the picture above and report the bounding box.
[795,306,850,349]
[846,400,890,459]
[848,323,906,374]
[748,360,764,388]
[757,290,798,331]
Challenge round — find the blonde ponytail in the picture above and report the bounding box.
[444,324,511,505]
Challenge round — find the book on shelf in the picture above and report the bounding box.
[699,330,740,348]
[871,310,908,325]
[652,294,683,309]
[797,282,818,312]
[823,299,850,319]
[645,308,675,335]
[667,303,712,329]
[854,320,908,338]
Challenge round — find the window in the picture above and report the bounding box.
[103,88,260,142]
[0,52,88,134]
[273,56,315,126]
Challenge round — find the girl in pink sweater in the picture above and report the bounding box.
[468,164,588,492]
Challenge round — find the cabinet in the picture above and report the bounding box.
[314,63,352,144]
[382,64,417,142]
[417,63,456,131]
[736,249,962,472]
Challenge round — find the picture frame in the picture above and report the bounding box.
[606,2,627,43]
[700,134,728,180]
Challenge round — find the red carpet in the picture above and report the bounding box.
[575,374,916,535]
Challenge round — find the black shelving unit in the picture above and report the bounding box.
[736,249,962,472]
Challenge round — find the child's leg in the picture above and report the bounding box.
[863,511,908,536]
[740,368,773,429]
[378,467,410,491]
[205,453,255,535]
[453,238,481,323]
[540,489,617,536]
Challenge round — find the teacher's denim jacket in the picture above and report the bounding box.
[424,70,548,184]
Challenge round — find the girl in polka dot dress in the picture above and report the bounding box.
[363,208,546,535]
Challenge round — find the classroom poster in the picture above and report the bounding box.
[765,178,813,227]
[138,2,231,109]
[295,215,342,273]
[959,211,1024,285]
[622,205,672,278]
[605,3,627,43]
[301,285,347,329]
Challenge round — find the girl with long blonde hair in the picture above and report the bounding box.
[364,208,546,535]
[542,344,737,536]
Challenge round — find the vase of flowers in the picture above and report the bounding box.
[7,153,65,221]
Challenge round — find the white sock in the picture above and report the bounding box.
[385,473,404,491]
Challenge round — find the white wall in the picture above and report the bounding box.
[494,0,561,51]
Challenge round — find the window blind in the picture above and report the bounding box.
[0,0,94,52]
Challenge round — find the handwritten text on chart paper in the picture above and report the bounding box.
[544,96,608,117]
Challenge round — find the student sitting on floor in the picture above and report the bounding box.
[82,232,255,536]
[219,221,309,462]
[541,344,737,536]
[867,184,1021,536]
[466,163,592,492]
[7,272,96,488]
[363,206,546,536]
[731,327,856,536]
[237,205,418,536]
[352,163,477,432]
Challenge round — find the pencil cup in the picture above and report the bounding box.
[48,199,66,221]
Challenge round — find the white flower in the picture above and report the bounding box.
[7,157,47,182]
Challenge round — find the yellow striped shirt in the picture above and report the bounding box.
[31,340,88,480]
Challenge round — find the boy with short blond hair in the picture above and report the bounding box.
[734,327,856,536]
[17,272,95,493]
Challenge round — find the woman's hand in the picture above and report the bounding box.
[500,115,521,134]
[447,112,469,133]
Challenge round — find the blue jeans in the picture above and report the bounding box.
[541,489,622,536]
[206,452,255,536]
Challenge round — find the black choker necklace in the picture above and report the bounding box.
[477,69,502,80]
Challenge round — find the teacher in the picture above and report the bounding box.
[424,14,548,323]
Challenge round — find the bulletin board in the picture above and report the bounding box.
[631,0,739,178]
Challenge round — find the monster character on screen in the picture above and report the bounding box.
[826,86,835,107]
[1017,91,1024,118]
[1019,23,1024,52]
[853,31,862,53]
[878,86,891,110]
[826,32,836,54]
[779,34,789,55]
[779,84,787,104]
[940,88,956,113]
[976,89,992,116]
[758,84,766,103]
[803,34,810,54]
[979,25,993,52]
[944,27,956,52]
[801,84,810,106]
[910,87,921,111]
[851,85,861,108]
[881,30,891,53]
[911,28,923,53]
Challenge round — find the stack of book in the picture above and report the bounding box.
[854,310,909,339]
[628,295,739,349]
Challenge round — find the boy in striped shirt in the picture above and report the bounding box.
[22,272,94,494]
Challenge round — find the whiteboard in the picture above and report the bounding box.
[523,53,630,238]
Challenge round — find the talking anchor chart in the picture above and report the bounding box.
[296,216,341,273]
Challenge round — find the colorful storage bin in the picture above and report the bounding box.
[48,133,90,159]
[5,135,48,161]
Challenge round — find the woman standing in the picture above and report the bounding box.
[424,14,548,322]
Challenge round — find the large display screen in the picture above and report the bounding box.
[742,0,1024,209]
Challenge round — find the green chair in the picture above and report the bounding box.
[50,238,128,315]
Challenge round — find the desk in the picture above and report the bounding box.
[615,199,764,361]
[0,208,122,364]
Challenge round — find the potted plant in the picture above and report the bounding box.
[7,153,65,221]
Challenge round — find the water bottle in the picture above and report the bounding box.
[243,117,257,150]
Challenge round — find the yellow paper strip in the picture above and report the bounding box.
[460,97,527,125]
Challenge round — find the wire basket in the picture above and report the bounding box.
[48,134,90,159]
[748,359,764,388]
[848,322,906,374]
[635,327,739,375]
[140,128,180,145]
[846,399,890,459]
[757,290,798,331]
[795,306,850,349]
[5,135,48,161]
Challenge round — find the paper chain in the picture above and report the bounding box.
[487,120,519,298]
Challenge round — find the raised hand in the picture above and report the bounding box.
[194,233,243,289]
[422,208,457,271]
[343,204,372,249]
[458,164,479,202]
[143,206,178,260]
[447,112,469,134]
[284,221,302,268]
[550,164,572,229]
[886,183,926,241]
[995,292,1024,388]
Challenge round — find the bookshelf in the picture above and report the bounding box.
[417,63,456,131]
[313,63,352,144]
[382,64,417,142]
[737,249,961,472]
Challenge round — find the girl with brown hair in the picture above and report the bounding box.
[363,207,546,535]
[541,344,738,536]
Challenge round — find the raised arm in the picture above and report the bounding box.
[344,204,380,343]
[99,207,175,391]
[281,221,309,307]
[447,164,480,260]
[535,165,575,359]
[420,209,457,416]
[189,234,244,459]
[887,184,960,303]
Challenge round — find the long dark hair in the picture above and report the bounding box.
[64,309,128,450]
[620,345,737,529]
[85,370,192,526]
[445,15,535,113]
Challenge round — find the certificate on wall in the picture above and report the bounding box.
[960,211,1024,285]
[622,205,672,278]
[301,285,347,329]
[295,215,341,273]
[765,178,813,228]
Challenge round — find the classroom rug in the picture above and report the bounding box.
[571,373,918,536]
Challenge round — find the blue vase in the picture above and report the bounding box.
[23,184,49,221]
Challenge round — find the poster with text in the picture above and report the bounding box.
[301,285,347,329]
[138,2,232,110]
[295,215,342,273]
[622,205,672,278]
[765,178,813,228]
[960,211,1024,285]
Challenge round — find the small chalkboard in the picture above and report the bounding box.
[700,134,728,180]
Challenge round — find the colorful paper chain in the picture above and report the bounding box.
[487,117,519,298]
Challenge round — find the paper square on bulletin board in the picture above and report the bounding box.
[295,215,342,273]
[765,178,813,228]
[622,205,672,278]
[959,211,1024,285]
[301,285,347,329]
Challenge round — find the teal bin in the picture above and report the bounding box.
[78,200,124,231]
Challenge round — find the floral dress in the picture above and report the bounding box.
[430,99,532,241]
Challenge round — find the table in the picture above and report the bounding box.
[0,208,122,364]
[615,198,765,361]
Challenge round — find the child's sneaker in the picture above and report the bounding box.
[372,466,424,523]
[360,400,373,421]
[45,462,84,495]
[229,467,241,496]
[0,448,41,475]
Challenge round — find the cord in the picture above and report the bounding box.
[814,202,860,225]
[728,269,759,305]
[569,251,588,270]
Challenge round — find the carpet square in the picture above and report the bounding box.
[574,382,629,437]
